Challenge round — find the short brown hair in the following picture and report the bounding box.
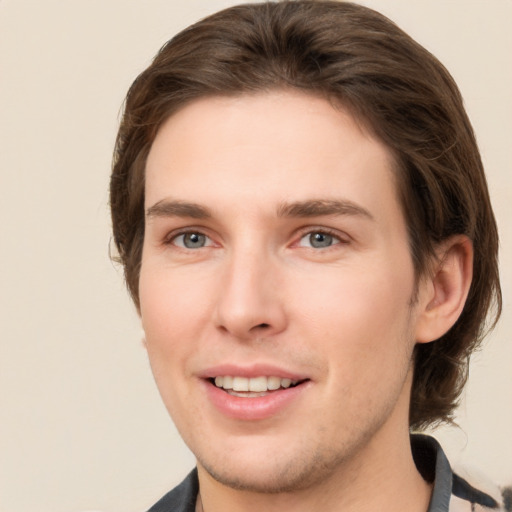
[110,1,501,429]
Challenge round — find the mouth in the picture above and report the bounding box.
[203,368,311,420]
[209,375,307,397]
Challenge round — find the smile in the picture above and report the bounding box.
[212,376,301,397]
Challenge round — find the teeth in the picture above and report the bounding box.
[267,376,281,390]
[281,378,292,388]
[249,376,267,392]
[232,376,249,391]
[213,376,299,392]
[222,375,233,389]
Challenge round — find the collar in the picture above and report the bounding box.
[411,433,500,511]
[412,434,453,511]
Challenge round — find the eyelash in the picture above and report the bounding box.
[162,226,349,251]
[164,228,214,249]
[294,227,348,250]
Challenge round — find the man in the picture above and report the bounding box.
[110,2,504,511]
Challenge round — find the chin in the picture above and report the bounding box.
[199,457,322,494]
[195,438,353,494]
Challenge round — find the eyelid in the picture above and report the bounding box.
[163,226,218,248]
[159,224,350,249]
[292,226,351,248]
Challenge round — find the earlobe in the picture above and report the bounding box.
[415,235,473,344]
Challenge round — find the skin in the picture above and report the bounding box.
[139,91,472,512]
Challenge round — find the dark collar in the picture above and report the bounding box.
[412,433,499,511]
[412,434,453,511]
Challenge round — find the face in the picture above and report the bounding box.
[140,91,427,493]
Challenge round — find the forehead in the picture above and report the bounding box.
[145,90,399,218]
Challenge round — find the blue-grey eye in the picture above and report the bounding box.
[299,232,337,248]
[175,232,208,248]
[310,232,333,248]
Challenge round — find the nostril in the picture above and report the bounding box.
[248,323,271,333]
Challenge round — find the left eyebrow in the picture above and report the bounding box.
[146,199,212,219]
[277,199,374,221]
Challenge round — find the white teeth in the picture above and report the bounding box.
[249,376,267,392]
[222,375,233,390]
[267,376,281,390]
[232,376,249,391]
[213,376,299,392]
[281,378,292,388]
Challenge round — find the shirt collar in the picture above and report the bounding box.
[411,434,453,512]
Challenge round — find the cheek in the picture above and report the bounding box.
[294,267,416,421]
[139,265,213,345]
[138,269,208,419]
[138,268,212,420]
[291,258,416,362]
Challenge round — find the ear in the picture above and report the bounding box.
[415,235,473,344]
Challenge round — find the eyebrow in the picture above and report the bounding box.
[277,199,374,220]
[146,198,374,221]
[146,200,212,219]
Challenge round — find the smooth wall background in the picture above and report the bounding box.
[1,1,510,511]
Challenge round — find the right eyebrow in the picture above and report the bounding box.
[277,198,374,221]
[146,199,212,219]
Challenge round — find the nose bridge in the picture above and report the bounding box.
[215,238,285,339]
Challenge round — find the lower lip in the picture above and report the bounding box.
[203,380,309,421]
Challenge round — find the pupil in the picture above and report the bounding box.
[310,232,332,248]
[184,233,205,248]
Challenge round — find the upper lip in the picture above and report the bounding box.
[197,363,310,381]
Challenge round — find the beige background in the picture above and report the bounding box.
[1,1,510,511]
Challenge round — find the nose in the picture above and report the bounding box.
[214,246,287,341]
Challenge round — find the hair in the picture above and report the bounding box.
[110,1,501,430]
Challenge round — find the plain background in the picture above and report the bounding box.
[1,1,510,511]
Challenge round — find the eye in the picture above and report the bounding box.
[298,231,341,249]
[172,232,211,249]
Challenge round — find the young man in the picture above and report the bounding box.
[110,2,503,511]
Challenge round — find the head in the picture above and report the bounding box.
[110,1,500,434]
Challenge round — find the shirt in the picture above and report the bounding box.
[147,434,506,511]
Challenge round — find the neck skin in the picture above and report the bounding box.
[196,370,432,512]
